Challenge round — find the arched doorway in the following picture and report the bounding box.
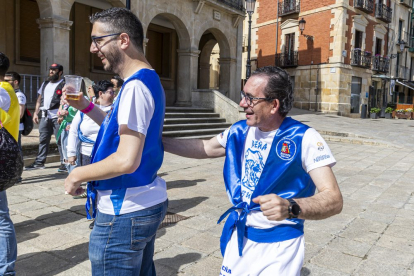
[145,13,192,106]
[196,28,232,97]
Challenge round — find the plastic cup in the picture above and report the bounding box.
[65,75,83,100]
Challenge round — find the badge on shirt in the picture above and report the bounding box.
[276,138,296,161]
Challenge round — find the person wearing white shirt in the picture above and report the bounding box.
[25,63,65,171]
[163,66,343,276]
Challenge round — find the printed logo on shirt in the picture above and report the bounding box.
[220,265,232,275]
[314,154,331,163]
[276,138,296,161]
[242,149,265,195]
[317,142,324,151]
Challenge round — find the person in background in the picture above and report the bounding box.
[111,75,124,99]
[0,52,18,276]
[25,63,65,172]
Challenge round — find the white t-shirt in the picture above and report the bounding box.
[15,89,26,131]
[67,105,111,157]
[37,79,63,119]
[0,87,10,112]
[97,77,167,215]
[217,125,336,229]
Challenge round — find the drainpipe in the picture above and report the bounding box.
[275,0,280,65]
[126,0,130,10]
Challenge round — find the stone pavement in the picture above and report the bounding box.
[9,110,414,275]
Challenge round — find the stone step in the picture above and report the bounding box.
[163,128,227,137]
[164,117,226,124]
[165,107,214,113]
[163,122,231,131]
[164,112,220,118]
[176,135,217,140]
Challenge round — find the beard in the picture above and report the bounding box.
[103,45,123,73]
[47,71,60,82]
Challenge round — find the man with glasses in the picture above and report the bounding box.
[163,66,343,275]
[25,63,65,172]
[63,8,167,275]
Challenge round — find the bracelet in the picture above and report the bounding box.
[81,102,94,114]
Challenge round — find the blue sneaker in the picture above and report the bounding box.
[57,163,68,173]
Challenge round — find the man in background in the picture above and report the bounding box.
[25,64,65,172]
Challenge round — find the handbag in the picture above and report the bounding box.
[0,119,23,191]
[21,107,33,136]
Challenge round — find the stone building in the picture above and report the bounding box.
[0,0,245,106]
[248,0,414,117]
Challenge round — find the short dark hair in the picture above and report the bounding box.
[0,52,10,77]
[92,80,114,98]
[5,71,21,85]
[90,8,144,53]
[112,75,124,87]
[251,66,293,117]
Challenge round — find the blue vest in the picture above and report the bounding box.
[218,117,315,256]
[86,69,165,218]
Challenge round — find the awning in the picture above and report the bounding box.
[396,80,414,90]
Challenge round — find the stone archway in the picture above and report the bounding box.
[195,27,233,97]
[198,38,218,89]
[145,12,193,106]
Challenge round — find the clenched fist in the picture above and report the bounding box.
[252,194,290,221]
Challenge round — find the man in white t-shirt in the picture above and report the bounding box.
[25,63,66,172]
[62,8,167,275]
[4,72,26,149]
[163,66,343,275]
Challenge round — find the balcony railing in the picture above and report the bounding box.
[351,49,372,68]
[400,0,412,8]
[397,66,409,80]
[275,51,298,68]
[372,56,390,73]
[375,3,392,23]
[278,0,300,16]
[217,0,245,12]
[354,0,374,14]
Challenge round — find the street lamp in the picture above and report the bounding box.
[245,0,256,80]
[299,18,313,40]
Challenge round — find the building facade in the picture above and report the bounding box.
[249,0,414,116]
[0,0,245,106]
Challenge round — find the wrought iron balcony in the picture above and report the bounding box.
[278,0,300,16]
[375,3,392,23]
[354,0,374,14]
[400,0,412,8]
[217,0,245,12]
[372,56,389,73]
[351,49,371,68]
[275,51,298,68]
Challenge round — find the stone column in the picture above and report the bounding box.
[176,49,200,106]
[36,18,73,78]
[218,57,236,98]
[199,62,211,89]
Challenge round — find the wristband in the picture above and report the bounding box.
[81,102,94,114]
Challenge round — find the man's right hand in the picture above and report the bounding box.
[62,85,89,111]
[33,113,39,124]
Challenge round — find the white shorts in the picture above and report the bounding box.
[220,231,304,276]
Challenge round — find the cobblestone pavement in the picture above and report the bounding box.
[10,110,414,275]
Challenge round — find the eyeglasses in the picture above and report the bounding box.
[240,90,274,106]
[91,33,122,49]
[103,89,115,95]
[4,79,14,83]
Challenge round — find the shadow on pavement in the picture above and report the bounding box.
[15,206,85,243]
[301,267,311,275]
[167,197,208,212]
[16,242,89,276]
[166,179,206,190]
[20,172,67,185]
[155,253,202,272]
